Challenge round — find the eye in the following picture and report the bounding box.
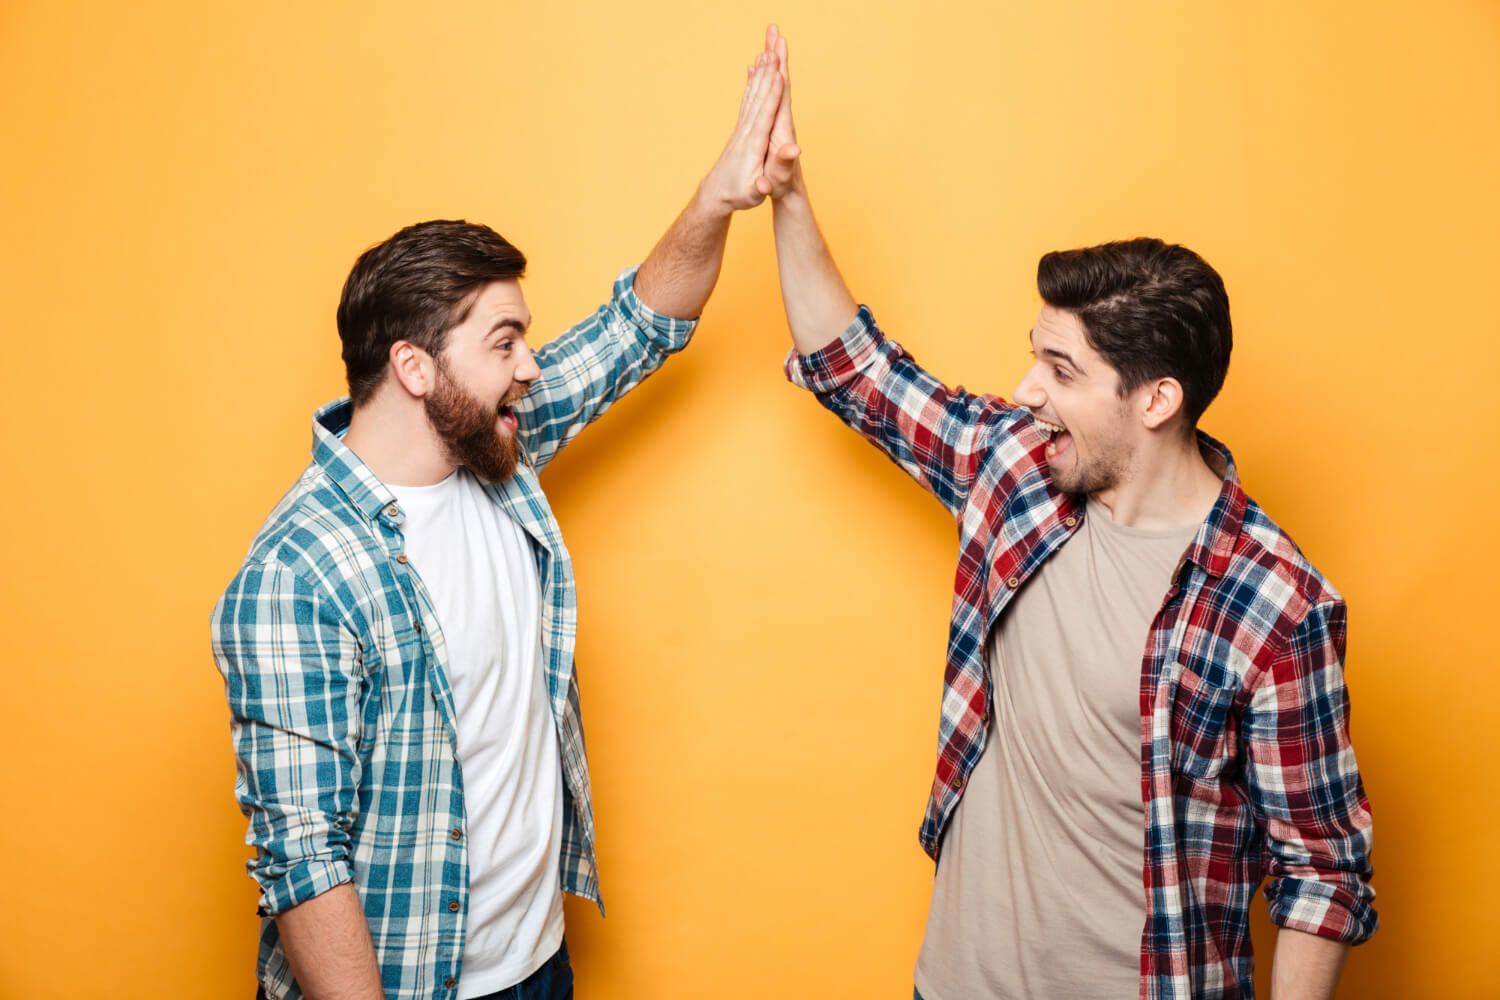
[494,340,514,353]
[1053,366,1073,383]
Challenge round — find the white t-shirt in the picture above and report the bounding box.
[386,470,565,997]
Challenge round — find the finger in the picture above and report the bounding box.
[744,58,774,121]
[747,68,784,139]
[740,63,764,116]
[740,58,770,121]
[767,143,800,184]
[755,174,772,196]
[739,66,763,125]
[771,35,794,138]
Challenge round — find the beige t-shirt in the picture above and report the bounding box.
[914,499,1195,1000]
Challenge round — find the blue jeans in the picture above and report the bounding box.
[473,939,574,1000]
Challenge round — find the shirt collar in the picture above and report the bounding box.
[1179,430,1247,580]
[311,397,402,524]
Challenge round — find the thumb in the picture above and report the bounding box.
[767,143,801,184]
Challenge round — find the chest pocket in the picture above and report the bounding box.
[1167,660,1239,781]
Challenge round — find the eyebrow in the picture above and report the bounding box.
[485,318,531,339]
[1028,327,1086,375]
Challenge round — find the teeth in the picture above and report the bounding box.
[1033,416,1065,435]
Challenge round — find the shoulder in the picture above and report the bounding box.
[216,465,378,616]
[1215,494,1345,663]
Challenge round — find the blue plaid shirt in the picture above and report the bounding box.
[211,267,696,1000]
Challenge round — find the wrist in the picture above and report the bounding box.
[693,178,737,221]
[772,171,809,208]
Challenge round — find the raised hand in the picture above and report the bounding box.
[759,24,801,199]
[698,50,785,214]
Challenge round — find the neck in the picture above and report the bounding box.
[342,393,457,488]
[1089,430,1223,531]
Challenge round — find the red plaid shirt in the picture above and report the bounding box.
[786,307,1376,999]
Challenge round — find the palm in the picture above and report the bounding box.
[701,52,783,212]
[761,26,800,197]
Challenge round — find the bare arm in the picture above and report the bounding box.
[1271,928,1350,998]
[633,49,784,318]
[772,177,859,356]
[1270,927,1349,1000]
[274,883,384,999]
[760,25,859,355]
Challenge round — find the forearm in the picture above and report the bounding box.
[1270,927,1349,1000]
[275,882,385,1000]
[771,174,858,356]
[633,186,733,320]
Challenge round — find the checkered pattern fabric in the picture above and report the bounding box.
[212,266,695,1000]
[786,306,1376,999]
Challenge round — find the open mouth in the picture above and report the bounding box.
[1031,415,1073,463]
[497,402,519,433]
[1033,416,1065,437]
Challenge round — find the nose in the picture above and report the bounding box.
[1013,363,1046,410]
[515,343,542,384]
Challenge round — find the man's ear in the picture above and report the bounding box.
[1140,376,1186,431]
[388,341,435,398]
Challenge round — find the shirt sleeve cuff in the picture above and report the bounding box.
[1265,874,1379,945]
[613,265,698,351]
[254,856,355,917]
[783,305,884,394]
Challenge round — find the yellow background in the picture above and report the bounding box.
[2,2,1497,997]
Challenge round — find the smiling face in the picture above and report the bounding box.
[1013,305,1143,496]
[422,279,540,483]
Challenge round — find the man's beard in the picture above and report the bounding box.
[1053,426,1131,497]
[424,359,519,485]
[1055,450,1126,496]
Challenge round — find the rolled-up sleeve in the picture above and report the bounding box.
[210,559,364,916]
[518,265,699,471]
[1244,599,1378,943]
[783,306,1008,517]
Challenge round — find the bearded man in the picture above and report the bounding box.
[209,44,787,1000]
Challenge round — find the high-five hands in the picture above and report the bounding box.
[756,24,801,199]
[699,45,785,214]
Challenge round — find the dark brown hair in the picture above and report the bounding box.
[337,220,526,406]
[1037,238,1231,427]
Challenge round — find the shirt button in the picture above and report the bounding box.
[1064,516,1078,528]
[949,774,963,790]
[448,900,460,913]
[451,828,462,841]
[444,977,456,990]
[396,553,409,564]
[1006,576,1020,588]
[384,503,400,518]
